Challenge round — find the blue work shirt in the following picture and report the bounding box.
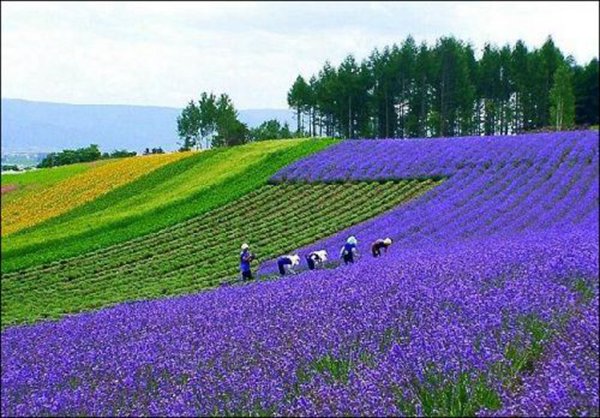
[343,243,356,254]
[240,249,252,272]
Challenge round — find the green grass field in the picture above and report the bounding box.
[1,178,441,327]
[2,139,335,272]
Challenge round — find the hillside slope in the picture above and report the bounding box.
[2,139,335,272]
[2,179,440,326]
[260,130,599,274]
[1,131,598,416]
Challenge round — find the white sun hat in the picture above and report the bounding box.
[241,243,249,250]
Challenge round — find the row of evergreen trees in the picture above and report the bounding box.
[287,36,599,139]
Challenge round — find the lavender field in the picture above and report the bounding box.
[2,131,599,416]
[261,131,598,274]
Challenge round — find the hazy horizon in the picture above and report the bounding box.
[0,97,289,111]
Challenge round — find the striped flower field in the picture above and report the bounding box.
[1,131,598,416]
[1,152,195,236]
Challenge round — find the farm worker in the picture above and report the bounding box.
[240,243,255,281]
[340,236,358,265]
[277,254,300,276]
[371,237,393,257]
[306,250,328,270]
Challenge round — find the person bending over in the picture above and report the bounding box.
[277,254,300,276]
[340,236,358,265]
[371,237,393,257]
[306,250,328,270]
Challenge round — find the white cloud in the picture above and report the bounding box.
[2,1,598,109]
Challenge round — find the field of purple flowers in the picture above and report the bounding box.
[261,131,598,275]
[2,131,599,416]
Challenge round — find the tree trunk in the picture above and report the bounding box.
[348,95,352,139]
[385,90,389,138]
[420,76,427,137]
[440,77,445,137]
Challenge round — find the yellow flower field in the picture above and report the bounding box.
[1,152,194,236]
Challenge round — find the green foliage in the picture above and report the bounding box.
[177,92,249,149]
[1,178,440,326]
[491,313,553,391]
[177,99,202,150]
[212,93,249,147]
[550,64,576,130]
[2,139,335,273]
[38,144,102,168]
[288,75,312,134]
[573,58,599,126]
[507,315,551,374]
[395,370,502,417]
[1,164,20,171]
[287,35,598,138]
[311,354,352,384]
[394,313,558,416]
[37,144,138,168]
[249,119,294,141]
[102,149,137,159]
[571,277,596,304]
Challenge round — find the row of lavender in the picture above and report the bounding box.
[2,229,597,416]
[259,131,599,275]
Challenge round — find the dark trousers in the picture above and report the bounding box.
[342,252,354,265]
[306,256,315,270]
[278,259,291,275]
[241,270,253,281]
[372,248,381,257]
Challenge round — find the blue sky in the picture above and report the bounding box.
[2,1,598,109]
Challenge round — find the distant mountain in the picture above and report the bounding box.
[0,99,295,153]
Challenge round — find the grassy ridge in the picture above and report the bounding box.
[2,139,336,272]
[1,179,441,327]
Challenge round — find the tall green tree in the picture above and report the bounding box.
[308,76,318,136]
[534,36,565,128]
[396,37,418,138]
[573,58,599,126]
[406,42,432,137]
[550,64,575,130]
[287,76,311,135]
[336,54,372,138]
[197,92,218,149]
[510,40,532,133]
[212,94,249,147]
[430,37,474,137]
[177,92,248,149]
[177,100,201,151]
[313,62,339,137]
